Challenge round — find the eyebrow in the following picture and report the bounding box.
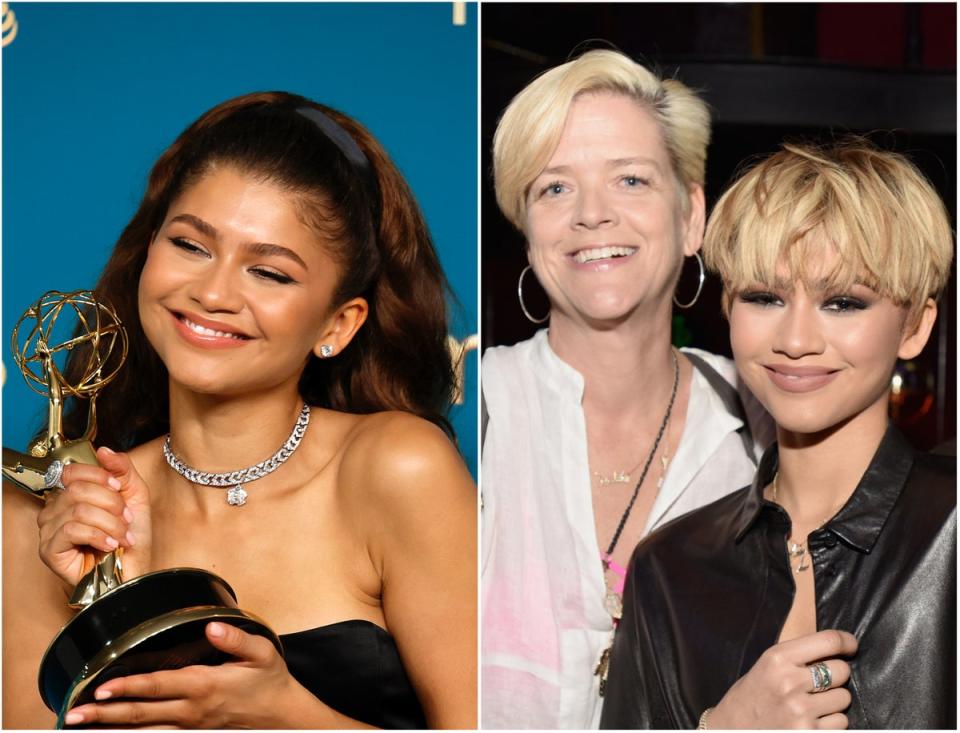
[247,242,309,270]
[169,213,308,270]
[538,156,664,177]
[608,156,663,171]
[171,213,218,238]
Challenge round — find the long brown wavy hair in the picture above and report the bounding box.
[60,92,454,449]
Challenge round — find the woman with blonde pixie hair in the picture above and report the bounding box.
[601,140,955,730]
[482,49,772,729]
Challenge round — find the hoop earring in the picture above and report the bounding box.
[673,252,705,309]
[518,265,550,324]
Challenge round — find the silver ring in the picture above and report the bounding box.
[810,662,831,693]
[43,459,65,491]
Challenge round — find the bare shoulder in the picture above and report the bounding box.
[333,416,476,728]
[340,411,468,481]
[125,435,166,477]
[339,411,474,506]
[127,436,162,461]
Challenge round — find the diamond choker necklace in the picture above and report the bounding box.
[162,403,311,506]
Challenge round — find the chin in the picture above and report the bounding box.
[575,295,639,323]
[168,362,305,399]
[756,376,893,441]
[167,368,232,396]
[765,397,884,441]
[770,412,844,438]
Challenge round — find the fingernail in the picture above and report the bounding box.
[94,689,112,700]
[123,506,134,523]
[125,531,136,547]
[100,446,116,455]
[105,536,119,549]
[64,711,84,725]
[208,622,225,638]
[108,477,121,490]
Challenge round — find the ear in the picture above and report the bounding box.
[897,298,937,360]
[312,297,369,359]
[681,184,706,257]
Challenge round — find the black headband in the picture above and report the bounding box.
[296,106,371,172]
[295,106,381,228]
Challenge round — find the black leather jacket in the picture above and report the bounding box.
[600,425,956,729]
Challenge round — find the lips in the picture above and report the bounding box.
[764,364,841,393]
[570,245,638,264]
[171,310,251,348]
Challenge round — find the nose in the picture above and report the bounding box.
[188,260,244,313]
[574,184,617,230]
[772,302,826,358]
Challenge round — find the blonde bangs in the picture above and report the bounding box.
[704,141,954,323]
[492,50,710,231]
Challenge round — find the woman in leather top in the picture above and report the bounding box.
[600,140,955,730]
[3,93,477,728]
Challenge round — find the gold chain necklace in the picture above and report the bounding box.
[593,457,645,487]
[592,359,677,488]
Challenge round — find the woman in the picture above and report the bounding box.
[481,49,773,729]
[600,141,955,729]
[3,92,477,729]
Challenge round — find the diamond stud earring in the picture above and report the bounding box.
[319,344,335,358]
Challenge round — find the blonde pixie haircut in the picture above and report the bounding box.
[703,140,954,326]
[493,49,711,230]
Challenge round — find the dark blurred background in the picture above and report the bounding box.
[481,2,956,451]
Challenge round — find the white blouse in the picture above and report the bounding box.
[480,330,773,729]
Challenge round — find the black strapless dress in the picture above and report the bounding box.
[279,620,427,729]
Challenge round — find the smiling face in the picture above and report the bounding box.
[729,255,936,437]
[522,92,704,325]
[138,164,363,397]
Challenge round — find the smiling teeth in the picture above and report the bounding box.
[182,317,244,339]
[573,246,637,264]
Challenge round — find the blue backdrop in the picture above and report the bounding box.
[2,2,478,476]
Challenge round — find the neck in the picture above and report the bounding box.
[165,383,305,473]
[548,303,675,417]
[773,396,890,526]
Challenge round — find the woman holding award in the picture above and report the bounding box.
[481,49,772,728]
[3,93,477,729]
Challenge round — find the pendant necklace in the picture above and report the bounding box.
[163,403,311,507]
[598,414,672,620]
[594,349,679,696]
[771,473,837,573]
[594,455,645,487]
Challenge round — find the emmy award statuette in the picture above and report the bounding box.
[2,291,282,728]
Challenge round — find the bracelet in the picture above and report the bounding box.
[697,707,714,730]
